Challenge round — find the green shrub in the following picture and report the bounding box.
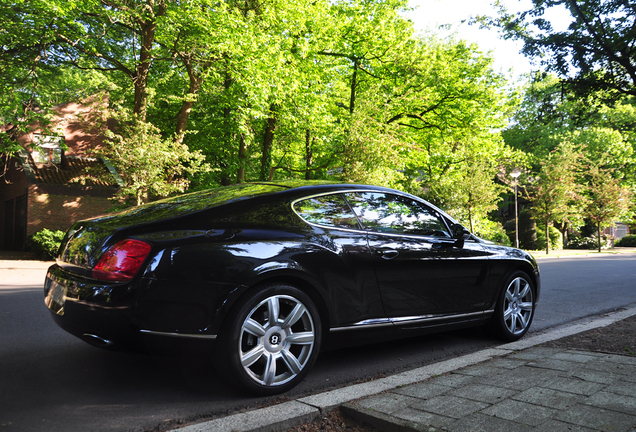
[473,219,511,246]
[535,224,563,251]
[569,234,612,250]
[489,231,513,247]
[27,229,65,260]
[616,234,636,247]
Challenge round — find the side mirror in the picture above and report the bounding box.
[451,223,471,240]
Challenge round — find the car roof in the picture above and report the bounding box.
[84,181,443,230]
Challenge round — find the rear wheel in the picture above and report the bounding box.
[216,284,321,395]
[488,271,535,342]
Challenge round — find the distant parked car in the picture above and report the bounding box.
[44,181,540,394]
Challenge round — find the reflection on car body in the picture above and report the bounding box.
[44,181,540,394]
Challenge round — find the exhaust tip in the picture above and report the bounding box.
[83,333,115,347]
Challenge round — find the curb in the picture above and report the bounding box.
[529,247,636,259]
[167,305,636,432]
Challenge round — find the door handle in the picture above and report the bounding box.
[378,249,399,260]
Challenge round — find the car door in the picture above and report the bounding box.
[344,191,491,326]
[292,192,385,327]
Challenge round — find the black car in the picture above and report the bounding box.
[44,181,540,394]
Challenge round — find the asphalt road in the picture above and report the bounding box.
[1,253,635,432]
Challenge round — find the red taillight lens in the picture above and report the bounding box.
[92,239,152,282]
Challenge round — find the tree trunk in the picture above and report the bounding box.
[221,69,233,185]
[133,1,167,120]
[597,222,602,253]
[260,104,278,181]
[237,134,247,183]
[349,59,358,114]
[545,222,550,255]
[174,57,203,144]
[305,129,313,180]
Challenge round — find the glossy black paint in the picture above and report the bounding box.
[44,181,540,354]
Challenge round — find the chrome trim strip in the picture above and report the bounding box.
[330,311,485,332]
[139,330,217,340]
[330,319,394,332]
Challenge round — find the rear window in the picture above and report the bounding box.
[294,194,360,229]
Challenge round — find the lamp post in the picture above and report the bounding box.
[510,169,522,248]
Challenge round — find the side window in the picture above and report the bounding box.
[294,194,360,229]
[345,192,450,238]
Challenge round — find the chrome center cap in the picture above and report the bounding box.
[264,326,286,352]
[270,333,282,345]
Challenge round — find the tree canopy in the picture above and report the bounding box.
[487,0,636,98]
[2,0,635,248]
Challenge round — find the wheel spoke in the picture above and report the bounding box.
[519,281,531,298]
[267,297,280,324]
[263,353,277,385]
[243,318,266,337]
[505,290,515,303]
[282,303,306,329]
[286,331,315,345]
[509,313,518,333]
[517,313,528,330]
[280,349,302,375]
[241,345,265,368]
[503,306,513,321]
[520,301,533,312]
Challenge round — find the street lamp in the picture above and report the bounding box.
[510,169,522,248]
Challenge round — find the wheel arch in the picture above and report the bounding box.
[214,271,332,342]
[486,261,540,312]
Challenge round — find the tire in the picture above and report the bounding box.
[216,283,322,395]
[488,271,536,342]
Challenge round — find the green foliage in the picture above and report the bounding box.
[527,140,583,250]
[568,234,612,250]
[1,0,519,230]
[472,219,511,247]
[583,165,633,251]
[487,0,636,98]
[616,235,636,247]
[96,110,213,206]
[27,229,65,260]
[535,224,563,252]
[516,209,538,250]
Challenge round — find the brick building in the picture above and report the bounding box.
[1,97,122,251]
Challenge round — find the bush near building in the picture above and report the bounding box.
[27,229,65,260]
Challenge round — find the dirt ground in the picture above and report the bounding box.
[286,313,636,432]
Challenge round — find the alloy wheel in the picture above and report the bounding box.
[239,294,316,387]
[503,276,534,335]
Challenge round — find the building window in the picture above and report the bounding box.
[32,134,63,164]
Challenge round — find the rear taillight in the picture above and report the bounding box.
[92,239,152,282]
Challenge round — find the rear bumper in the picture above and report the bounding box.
[45,265,141,351]
[44,264,218,354]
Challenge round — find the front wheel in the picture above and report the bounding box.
[488,271,536,342]
[216,284,322,395]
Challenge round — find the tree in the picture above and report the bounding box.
[392,37,515,213]
[488,0,636,98]
[527,141,582,254]
[583,165,632,252]
[93,110,211,206]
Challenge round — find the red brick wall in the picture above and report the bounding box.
[27,185,118,235]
